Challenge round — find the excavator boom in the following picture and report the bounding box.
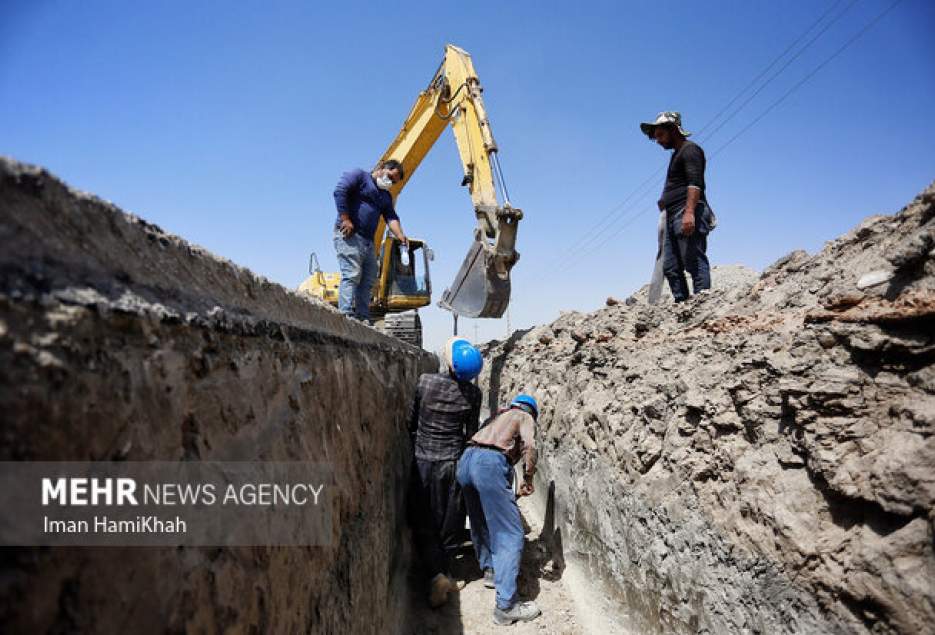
[374,44,521,318]
[298,44,520,342]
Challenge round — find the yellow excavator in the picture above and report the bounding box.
[298,44,522,347]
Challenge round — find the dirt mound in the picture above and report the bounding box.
[479,183,934,634]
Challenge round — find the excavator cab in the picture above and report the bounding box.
[379,236,432,310]
[375,236,431,347]
[298,44,522,346]
[299,237,432,315]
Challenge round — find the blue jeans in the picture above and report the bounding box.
[457,447,523,610]
[663,203,711,302]
[333,230,378,320]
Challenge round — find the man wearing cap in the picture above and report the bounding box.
[640,112,715,302]
[457,394,541,626]
[332,159,409,323]
[408,337,483,608]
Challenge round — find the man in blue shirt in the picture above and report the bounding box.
[332,159,409,322]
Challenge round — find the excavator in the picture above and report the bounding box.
[298,44,522,347]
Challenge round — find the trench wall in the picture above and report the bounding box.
[480,185,935,634]
[0,158,436,633]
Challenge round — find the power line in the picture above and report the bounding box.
[582,0,903,259]
[558,165,665,260]
[697,0,860,145]
[710,0,903,159]
[559,0,857,261]
[693,0,850,140]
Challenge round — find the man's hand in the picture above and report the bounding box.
[682,186,701,237]
[681,210,695,237]
[338,217,354,238]
[518,481,534,497]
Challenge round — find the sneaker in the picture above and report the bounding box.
[483,568,496,589]
[428,573,453,608]
[493,601,541,625]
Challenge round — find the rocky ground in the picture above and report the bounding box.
[403,494,625,634]
[479,184,934,634]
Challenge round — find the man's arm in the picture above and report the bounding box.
[681,146,705,236]
[386,218,407,246]
[465,388,482,442]
[407,376,423,447]
[517,414,538,496]
[334,170,363,237]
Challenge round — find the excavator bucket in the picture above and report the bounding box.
[439,238,511,318]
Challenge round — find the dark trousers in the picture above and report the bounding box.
[663,203,711,302]
[410,458,465,577]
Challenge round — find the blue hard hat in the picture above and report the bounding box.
[446,337,483,381]
[510,394,538,419]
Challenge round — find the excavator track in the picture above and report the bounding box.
[382,310,423,348]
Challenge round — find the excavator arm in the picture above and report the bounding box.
[372,44,521,318]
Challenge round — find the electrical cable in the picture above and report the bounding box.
[560,0,858,260]
[710,0,903,159]
[692,0,849,139]
[581,0,903,259]
[697,0,860,145]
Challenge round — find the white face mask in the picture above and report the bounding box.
[376,174,393,190]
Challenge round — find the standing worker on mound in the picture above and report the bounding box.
[641,111,716,302]
[457,394,541,626]
[408,337,483,608]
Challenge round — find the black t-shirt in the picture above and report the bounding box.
[660,140,707,212]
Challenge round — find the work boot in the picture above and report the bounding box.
[483,568,495,589]
[428,573,454,608]
[493,601,541,625]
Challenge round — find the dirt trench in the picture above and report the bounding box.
[3,156,932,634]
[0,157,436,633]
[476,183,935,634]
[403,493,626,634]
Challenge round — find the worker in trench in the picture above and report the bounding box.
[457,394,542,626]
[408,337,484,608]
[641,111,717,302]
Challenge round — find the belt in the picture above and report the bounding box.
[468,443,506,454]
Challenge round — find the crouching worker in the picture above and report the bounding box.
[457,394,541,626]
[408,337,483,608]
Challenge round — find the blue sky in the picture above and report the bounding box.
[2,0,933,353]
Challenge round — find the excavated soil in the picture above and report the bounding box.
[479,184,935,634]
[2,154,932,634]
[0,157,435,633]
